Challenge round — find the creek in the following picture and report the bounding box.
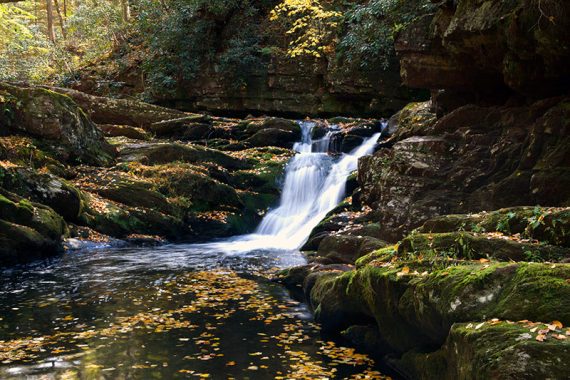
[0,122,386,379]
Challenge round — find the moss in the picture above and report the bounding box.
[398,231,568,262]
[355,246,398,268]
[0,190,65,265]
[398,321,570,380]
[418,207,570,248]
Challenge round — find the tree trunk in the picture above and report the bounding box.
[46,0,56,43]
[120,0,130,22]
[53,0,66,40]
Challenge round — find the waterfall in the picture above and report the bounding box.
[206,121,381,252]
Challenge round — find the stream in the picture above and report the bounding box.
[0,122,387,379]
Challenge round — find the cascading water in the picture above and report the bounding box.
[0,121,386,379]
[209,121,381,252]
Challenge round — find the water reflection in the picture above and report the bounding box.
[0,246,388,379]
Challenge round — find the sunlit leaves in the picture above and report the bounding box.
[270,0,341,58]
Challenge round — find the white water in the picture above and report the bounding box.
[205,121,381,253]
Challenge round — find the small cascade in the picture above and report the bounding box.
[207,121,381,252]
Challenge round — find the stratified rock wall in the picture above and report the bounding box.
[358,98,570,242]
[396,0,570,98]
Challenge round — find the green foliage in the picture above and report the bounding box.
[0,0,128,83]
[496,211,517,234]
[137,0,273,96]
[336,0,436,72]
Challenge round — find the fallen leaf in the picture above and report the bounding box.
[536,334,546,342]
[550,320,563,329]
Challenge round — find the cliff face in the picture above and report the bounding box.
[396,0,570,108]
[351,0,570,242]
[165,55,414,117]
[72,1,425,117]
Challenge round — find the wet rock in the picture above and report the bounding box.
[0,190,66,265]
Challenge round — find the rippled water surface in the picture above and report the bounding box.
[0,245,387,379]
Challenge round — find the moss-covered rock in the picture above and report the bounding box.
[398,231,568,262]
[397,322,570,380]
[419,207,570,248]
[78,192,190,239]
[0,190,66,265]
[119,142,247,169]
[306,249,570,353]
[1,168,84,221]
[0,83,115,166]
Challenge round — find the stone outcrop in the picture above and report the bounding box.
[279,207,570,379]
[0,83,115,166]
[358,97,569,242]
[396,0,570,100]
[0,83,311,265]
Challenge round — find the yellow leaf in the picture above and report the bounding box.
[551,320,563,329]
[536,334,546,342]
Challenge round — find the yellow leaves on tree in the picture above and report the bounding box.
[270,0,341,59]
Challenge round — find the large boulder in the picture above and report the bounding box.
[0,190,66,265]
[0,83,115,166]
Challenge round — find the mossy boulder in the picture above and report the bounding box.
[397,322,570,380]
[398,231,568,262]
[0,190,66,265]
[0,168,84,221]
[309,259,570,355]
[316,234,388,264]
[0,83,115,166]
[119,142,247,169]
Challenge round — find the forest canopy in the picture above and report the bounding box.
[0,0,435,88]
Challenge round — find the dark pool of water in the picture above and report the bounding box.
[0,244,388,379]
